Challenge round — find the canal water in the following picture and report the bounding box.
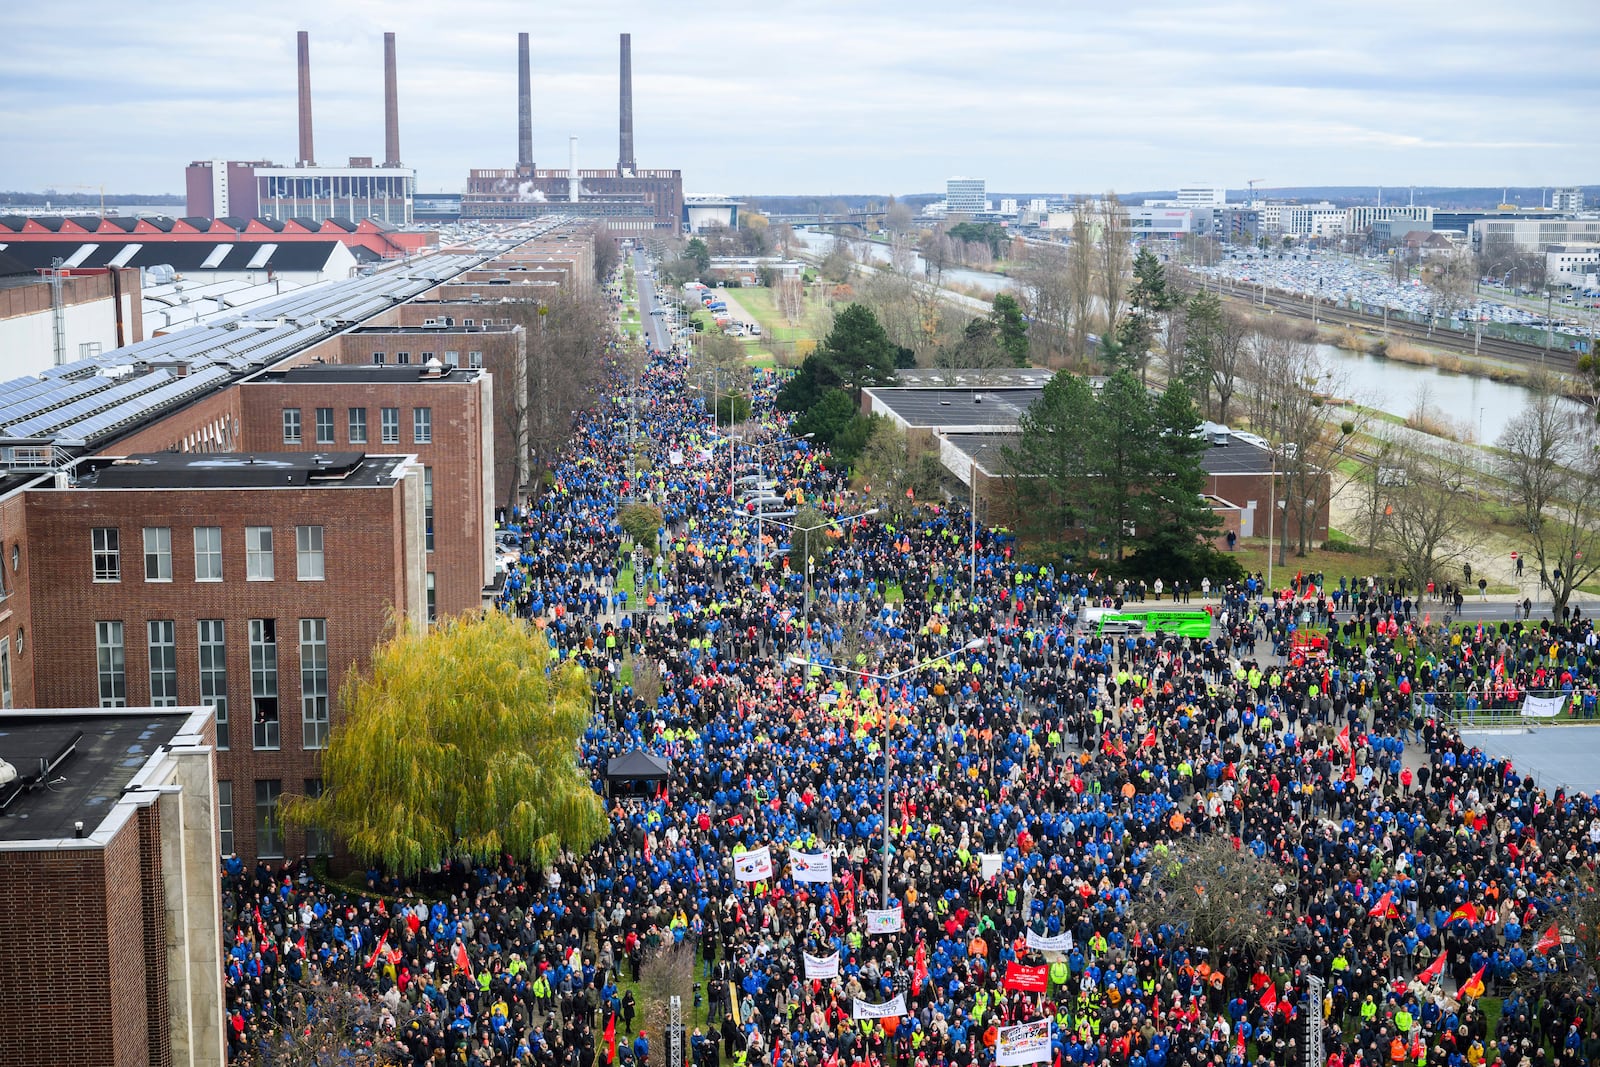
[793,228,1562,439]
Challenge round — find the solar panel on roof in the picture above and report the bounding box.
[6,372,175,437]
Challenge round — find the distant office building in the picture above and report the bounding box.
[946,177,986,215]
[255,161,416,227]
[1216,208,1262,244]
[1177,186,1226,208]
[1345,205,1434,232]
[1126,207,1195,236]
[683,196,742,233]
[1547,246,1600,288]
[185,159,271,218]
[1552,188,1585,213]
[999,198,1019,216]
[1474,217,1600,253]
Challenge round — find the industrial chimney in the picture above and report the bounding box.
[296,31,316,167]
[569,136,579,203]
[383,32,401,167]
[517,33,533,175]
[618,33,635,177]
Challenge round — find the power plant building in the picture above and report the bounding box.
[461,32,683,232]
[184,31,415,226]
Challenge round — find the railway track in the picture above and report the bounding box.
[1210,283,1581,373]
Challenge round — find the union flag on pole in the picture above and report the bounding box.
[1367,890,1396,919]
[1447,902,1478,925]
[1417,951,1447,985]
[1460,964,1486,999]
[1535,924,1562,955]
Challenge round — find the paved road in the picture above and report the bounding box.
[634,250,671,353]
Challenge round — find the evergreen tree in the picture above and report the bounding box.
[1001,371,1099,542]
[817,303,898,400]
[989,294,1030,366]
[1083,370,1154,560]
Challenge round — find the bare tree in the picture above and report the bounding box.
[1066,211,1096,365]
[1132,837,1289,959]
[1496,383,1600,616]
[1210,306,1250,425]
[1095,192,1130,338]
[775,274,806,326]
[254,982,412,1066]
[1378,440,1484,591]
[1017,242,1073,367]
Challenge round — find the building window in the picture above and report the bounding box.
[381,407,400,444]
[246,526,274,581]
[303,778,331,856]
[218,780,234,855]
[424,466,435,552]
[426,572,436,623]
[148,620,178,706]
[96,621,126,707]
[468,351,483,369]
[413,407,433,444]
[143,526,172,582]
[282,408,302,444]
[372,351,385,366]
[0,637,11,710]
[348,407,368,444]
[396,351,410,365]
[315,407,335,445]
[296,525,324,581]
[92,527,121,582]
[199,620,228,749]
[250,619,279,750]
[463,318,474,327]
[300,618,329,750]
[255,780,283,859]
[194,526,223,581]
[444,350,459,367]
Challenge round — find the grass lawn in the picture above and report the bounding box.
[733,286,832,344]
[1228,537,1394,589]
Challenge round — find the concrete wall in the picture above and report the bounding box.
[0,269,143,377]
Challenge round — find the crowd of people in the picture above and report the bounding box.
[222,273,1600,1067]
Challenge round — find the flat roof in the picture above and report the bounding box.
[0,712,185,843]
[1198,437,1276,476]
[942,433,1018,478]
[69,451,406,490]
[867,386,1043,429]
[892,368,1062,389]
[261,364,484,385]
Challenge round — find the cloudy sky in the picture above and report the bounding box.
[2,0,1595,198]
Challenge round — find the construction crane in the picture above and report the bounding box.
[46,183,106,216]
[1246,179,1266,205]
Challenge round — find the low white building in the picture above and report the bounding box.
[1547,245,1600,288]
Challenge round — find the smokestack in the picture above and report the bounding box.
[297,31,315,167]
[517,33,533,174]
[618,33,635,176]
[569,136,579,203]
[383,33,401,167]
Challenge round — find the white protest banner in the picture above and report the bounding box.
[788,849,834,883]
[851,993,906,1020]
[669,450,685,467]
[734,845,774,883]
[803,951,840,980]
[865,907,903,935]
[1025,928,1074,953]
[980,853,1003,881]
[1521,694,1567,719]
[996,1020,1053,1066]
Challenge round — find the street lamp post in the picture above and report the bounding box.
[764,507,879,608]
[789,637,988,905]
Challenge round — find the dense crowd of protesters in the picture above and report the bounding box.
[222,285,1600,1067]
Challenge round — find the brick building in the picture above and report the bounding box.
[0,705,223,1067]
[24,452,427,861]
[237,364,496,616]
[0,262,144,377]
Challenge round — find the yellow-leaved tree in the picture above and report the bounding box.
[285,612,607,877]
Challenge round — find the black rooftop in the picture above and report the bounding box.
[0,713,184,843]
[265,364,480,384]
[72,451,404,490]
[865,386,1043,429]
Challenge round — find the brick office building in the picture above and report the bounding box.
[299,327,527,510]
[236,363,496,617]
[0,705,224,1067]
[24,451,427,861]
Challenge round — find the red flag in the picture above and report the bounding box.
[296,933,307,956]
[1336,725,1352,756]
[913,942,928,997]
[1141,728,1158,750]
[1259,982,1278,1013]
[1447,902,1478,925]
[365,930,389,970]
[1367,891,1394,919]
[1535,924,1562,954]
[453,939,472,978]
[825,1049,840,1067]
[1461,964,1486,998]
[1003,961,1050,992]
[1417,951,1447,985]
[605,1011,617,1065]
[253,905,267,945]
[906,486,915,500]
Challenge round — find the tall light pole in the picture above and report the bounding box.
[789,637,988,905]
[765,507,879,608]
